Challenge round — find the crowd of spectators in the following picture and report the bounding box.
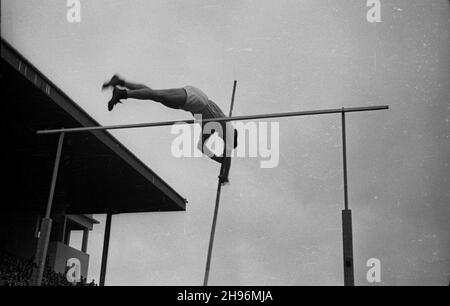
[0,250,96,286]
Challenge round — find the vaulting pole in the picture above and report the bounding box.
[203,81,238,286]
[203,175,224,286]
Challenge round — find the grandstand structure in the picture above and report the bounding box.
[0,39,187,286]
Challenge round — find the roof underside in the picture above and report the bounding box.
[1,39,186,215]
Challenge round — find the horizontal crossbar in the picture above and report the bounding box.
[37,105,389,135]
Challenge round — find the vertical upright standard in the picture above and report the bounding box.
[341,110,354,286]
[31,132,65,286]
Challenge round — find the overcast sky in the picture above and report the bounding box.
[2,0,449,285]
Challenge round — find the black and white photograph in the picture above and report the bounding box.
[0,0,449,292]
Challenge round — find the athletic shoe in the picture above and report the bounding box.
[102,74,124,90]
[107,87,125,111]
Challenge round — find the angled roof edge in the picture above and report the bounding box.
[1,38,187,211]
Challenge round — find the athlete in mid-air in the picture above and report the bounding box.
[102,75,237,184]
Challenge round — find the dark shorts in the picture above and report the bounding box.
[200,100,238,150]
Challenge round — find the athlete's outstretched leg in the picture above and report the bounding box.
[104,75,187,111]
[124,88,186,110]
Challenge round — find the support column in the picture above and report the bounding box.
[100,213,112,286]
[82,229,89,253]
[59,216,67,243]
[64,229,71,245]
[31,132,65,286]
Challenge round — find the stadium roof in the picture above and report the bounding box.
[1,38,187,214]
